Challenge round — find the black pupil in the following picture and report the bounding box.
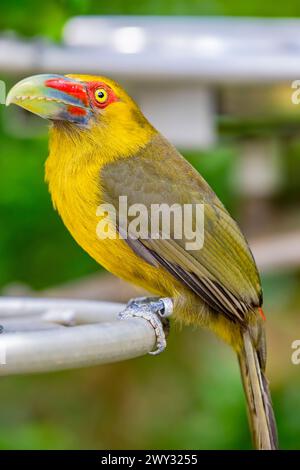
[97,90,105,99]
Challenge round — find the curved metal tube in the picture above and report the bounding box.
[0,297,157,375]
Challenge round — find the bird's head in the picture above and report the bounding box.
[6,74,155,157]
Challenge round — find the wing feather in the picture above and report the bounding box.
[101,134,262,323]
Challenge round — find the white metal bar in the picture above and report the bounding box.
[3,15,300,82]
[0,320,156,375]
[0,298,157,375]
[0,297,124,321]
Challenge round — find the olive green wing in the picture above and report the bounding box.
[101,134,262,323]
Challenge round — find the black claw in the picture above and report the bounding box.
[161,318,170,337]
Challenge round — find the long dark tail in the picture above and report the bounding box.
[238,329,278,450]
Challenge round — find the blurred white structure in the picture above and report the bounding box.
[2,16,300,148]
[62,16,300,82]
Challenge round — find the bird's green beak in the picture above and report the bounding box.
[6,74,92,125]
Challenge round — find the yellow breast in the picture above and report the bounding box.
[45,124,174,297]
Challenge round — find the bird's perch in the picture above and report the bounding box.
[0,297,157,375]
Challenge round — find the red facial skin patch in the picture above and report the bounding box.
[45,78,89,106]
[45,78,118,116]
[67,105,87,116]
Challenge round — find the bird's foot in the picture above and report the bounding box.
[118,297,173,355]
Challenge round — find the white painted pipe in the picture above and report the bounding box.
[0,297,157,375]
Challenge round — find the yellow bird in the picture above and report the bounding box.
[7,74,277,450]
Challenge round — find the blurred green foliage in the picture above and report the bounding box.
[0,0,300,451]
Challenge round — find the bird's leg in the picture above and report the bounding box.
[118,297,173,355]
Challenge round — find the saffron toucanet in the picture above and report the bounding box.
[7,74,278,450]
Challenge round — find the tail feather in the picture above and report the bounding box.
[238,329,278,450]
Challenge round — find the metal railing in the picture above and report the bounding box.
[3,16,300,81]
[0,297,157,376]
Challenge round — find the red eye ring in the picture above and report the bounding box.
[87,82,117,109]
